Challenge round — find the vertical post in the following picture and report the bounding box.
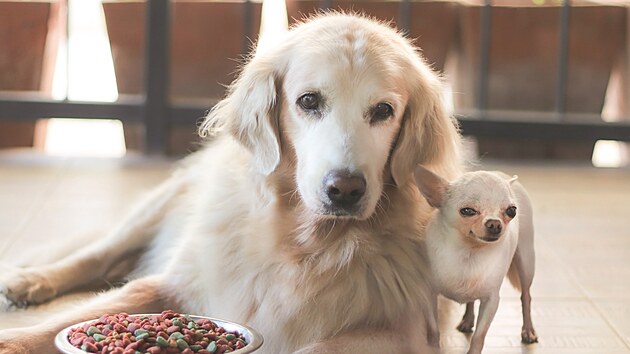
[399,0,411,35]
[65,0,70,100]
[476,0,491,113]
[143,0,171,155]
[554,0,570,118]
[243,0,252,54]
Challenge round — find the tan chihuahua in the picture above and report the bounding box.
[414,166,538,354]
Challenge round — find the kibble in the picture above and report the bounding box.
[67,310,247,354]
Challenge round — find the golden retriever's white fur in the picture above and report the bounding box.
[0,13,461,353]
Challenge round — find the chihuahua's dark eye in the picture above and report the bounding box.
[459,207,477,217]
[370,102,394,123]
[506,206,517,218]
[298,93,321,112]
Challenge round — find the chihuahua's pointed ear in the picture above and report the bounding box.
[414,165,449,208]
[199,53,283,175]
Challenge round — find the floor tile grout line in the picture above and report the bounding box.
[589,301,630,350]
[543,240,630,351]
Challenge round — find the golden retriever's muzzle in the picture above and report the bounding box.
[321,169,367,216]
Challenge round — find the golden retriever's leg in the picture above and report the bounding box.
[0,173,188,311]
[0,275,173,354]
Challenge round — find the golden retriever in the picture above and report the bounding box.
[0,13,461,353]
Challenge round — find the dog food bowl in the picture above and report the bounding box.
[55,314,263,354]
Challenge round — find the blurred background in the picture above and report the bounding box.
[1,0,629,165]
[1,1,630,353]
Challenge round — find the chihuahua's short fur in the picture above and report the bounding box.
[414,166,538,354]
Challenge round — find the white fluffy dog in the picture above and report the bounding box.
[0,13,461,354]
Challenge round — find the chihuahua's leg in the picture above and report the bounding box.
[467,294,499,354]
[512,247,538,344]
[456,302,475,333]
[0,172,188,311]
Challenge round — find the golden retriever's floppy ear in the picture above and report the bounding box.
[390,64,461,186]
[199,54,282,175]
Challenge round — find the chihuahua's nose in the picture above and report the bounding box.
[485,219,502,235]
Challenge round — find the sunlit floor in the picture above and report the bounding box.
[0,150,629,353]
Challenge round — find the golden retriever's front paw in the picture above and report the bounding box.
[0,326,59,354]
[0,340,29,354]
[0,330,34,354]
[0,266,57,311]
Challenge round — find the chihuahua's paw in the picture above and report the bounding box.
[0,266,57,311]
[521,327,538,344]
[456,318,474,333]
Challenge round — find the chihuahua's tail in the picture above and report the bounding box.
[507,261,522,292]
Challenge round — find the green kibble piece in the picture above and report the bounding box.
[189,344,203,352]
[225,333,235,341]
[176,338,189,350]
[134,329,149,337]
[134,351,142,354]
[206,341,217,353]
[169,331,184,340]
[92,333,107,342]
[198,329,208,334]
[173,319,183,328]
[156,336,169,347]
[187,321,195,329]
[86,326,101,336]
[136,332,150,341]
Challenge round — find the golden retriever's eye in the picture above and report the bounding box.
[506,206,517,218]
[297,93,321,112]
[370,103,394,123]
[459,207,478,217]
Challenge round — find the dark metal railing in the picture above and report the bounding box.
[0,0,629,154]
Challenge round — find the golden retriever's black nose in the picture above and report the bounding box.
[324,170,366,209]
[485,219,502,235]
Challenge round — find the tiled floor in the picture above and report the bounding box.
[0,150,629,353]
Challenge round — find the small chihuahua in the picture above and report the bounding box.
[414,165,538,354]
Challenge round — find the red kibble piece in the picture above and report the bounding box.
[166,325,180,334]
[70,337,85,346]
[124,341,139,350]
[82,342,98,352]
[127,323,140,333]
[146,346,162,354]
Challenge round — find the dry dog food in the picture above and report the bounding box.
[67,310,247,354]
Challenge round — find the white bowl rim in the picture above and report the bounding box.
[54,313,264,354]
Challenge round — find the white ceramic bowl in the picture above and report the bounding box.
[55,314,263,354]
